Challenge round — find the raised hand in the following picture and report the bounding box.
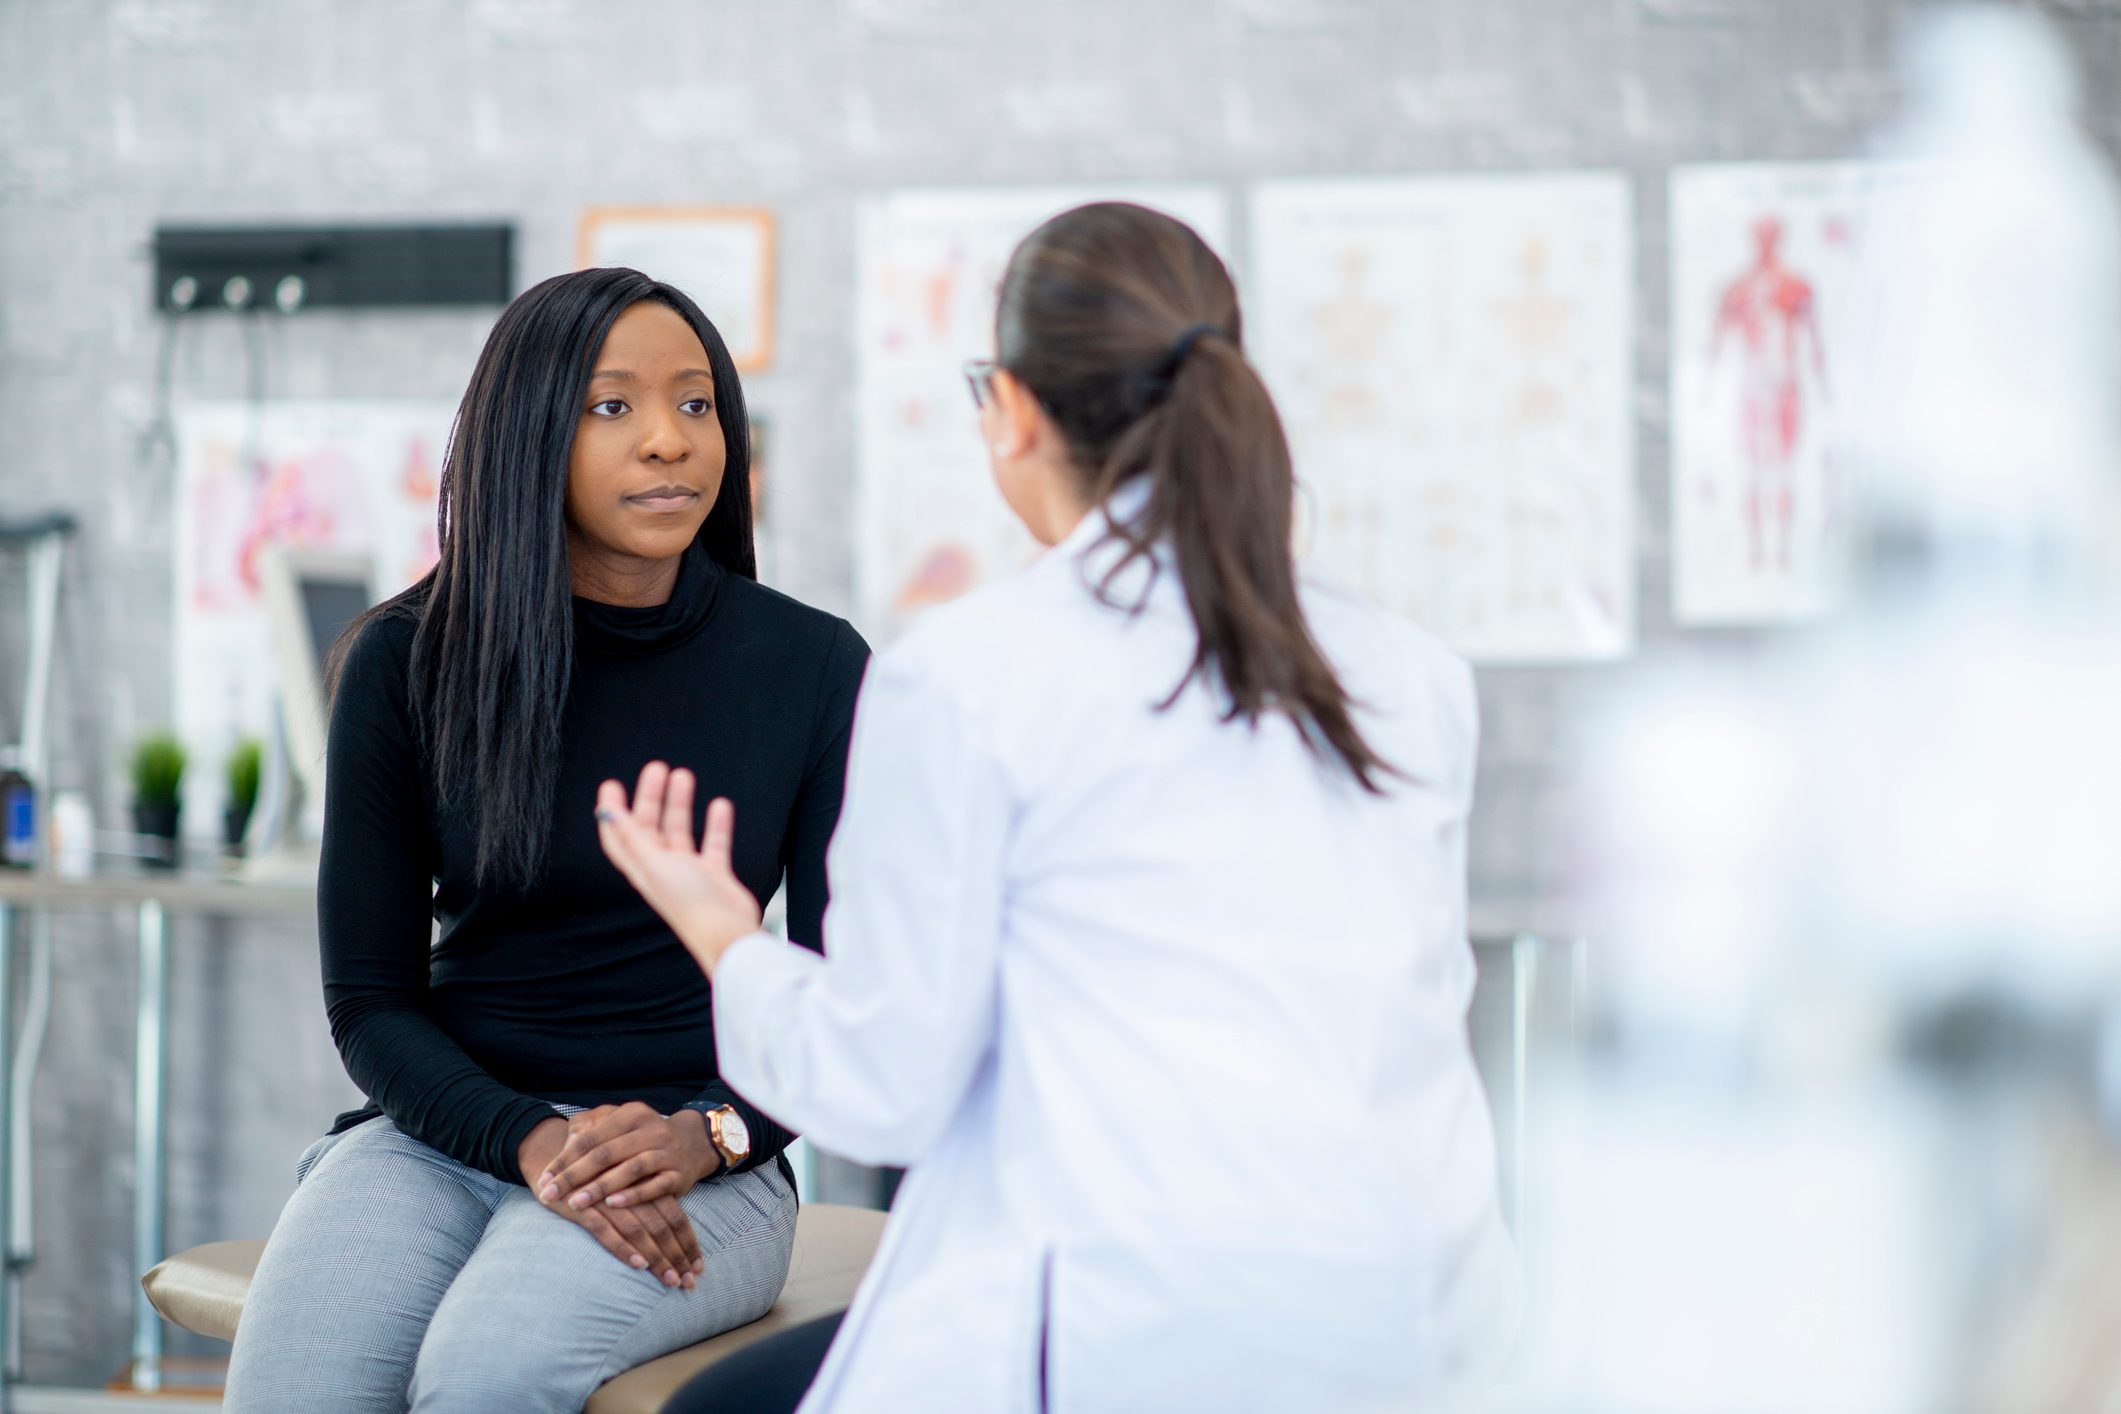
[595,762,763,978]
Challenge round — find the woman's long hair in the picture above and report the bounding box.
[337,267,755,890]
[996,202,1395,792]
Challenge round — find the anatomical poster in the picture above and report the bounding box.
[1670,162,1902,624]
[853,186,1229,640]
[1251,173,1635,661]
[174,401,450,824]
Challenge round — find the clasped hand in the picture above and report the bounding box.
[517,1101,721,1292]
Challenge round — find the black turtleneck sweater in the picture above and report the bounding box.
[318,546,870,1185]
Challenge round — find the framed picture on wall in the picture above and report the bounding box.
[577,206,776,372]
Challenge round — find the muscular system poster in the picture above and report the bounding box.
[1669,162,1903,624]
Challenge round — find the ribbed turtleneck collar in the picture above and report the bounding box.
[572,541,725,658]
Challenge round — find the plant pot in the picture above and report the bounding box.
[133,801,181,870]
[223,804,253,857]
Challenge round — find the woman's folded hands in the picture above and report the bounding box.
[518,1111,709,1292]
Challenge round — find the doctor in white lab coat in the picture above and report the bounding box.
[569,201,1521,1413]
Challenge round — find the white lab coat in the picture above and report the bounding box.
[712,497,1520,1413]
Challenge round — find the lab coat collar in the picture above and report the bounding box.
[1058,475,1171,606]
[1056,474,1156,557]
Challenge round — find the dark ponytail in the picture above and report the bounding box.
[997,202,1397,793]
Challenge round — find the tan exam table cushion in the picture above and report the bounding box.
[140,1201,887,1414]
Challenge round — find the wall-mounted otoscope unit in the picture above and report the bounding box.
[151,223,514,313]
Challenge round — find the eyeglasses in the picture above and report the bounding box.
[962,358,997,411]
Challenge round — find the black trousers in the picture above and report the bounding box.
[663,1312,844,1414]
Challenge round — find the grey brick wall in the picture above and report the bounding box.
[2,0,2118,1384]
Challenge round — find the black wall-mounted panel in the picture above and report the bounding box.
[152,223,514,311]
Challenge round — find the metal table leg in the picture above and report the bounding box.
[1510,932,1542,1251]
[0,901,15,1413]
[130,901,167,1394]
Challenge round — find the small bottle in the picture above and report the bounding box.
[48,791,93,880]
[0,749,35,869]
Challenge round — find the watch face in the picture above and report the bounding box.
[721,1109,751,1155]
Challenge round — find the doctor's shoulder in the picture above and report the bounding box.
[1297,572,1479,760]
[865,569,1076,719]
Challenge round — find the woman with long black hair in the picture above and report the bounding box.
[577,203,1520,1412]
[223,267,868,1412]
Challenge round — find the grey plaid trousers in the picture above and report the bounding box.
[223,1114,797,1412]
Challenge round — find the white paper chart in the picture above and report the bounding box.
[1669,162,1904,624]
[853,186,1230,640]
[174,401,452,823]
[1251,173,1636,662]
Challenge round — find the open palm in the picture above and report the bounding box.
[595,762,763,977]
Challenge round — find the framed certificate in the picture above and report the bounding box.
[578,206,776,372]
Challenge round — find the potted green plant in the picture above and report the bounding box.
[223,738,262,855]
[130,733,187,869]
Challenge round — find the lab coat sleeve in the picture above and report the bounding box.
[710,644,1011,1167]
[1442,656,1482,1010]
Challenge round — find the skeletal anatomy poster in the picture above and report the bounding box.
[1670,163,1898,624]
[1250,174,1635,662]
[173,401,450,824]
[853,186,1229,640]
